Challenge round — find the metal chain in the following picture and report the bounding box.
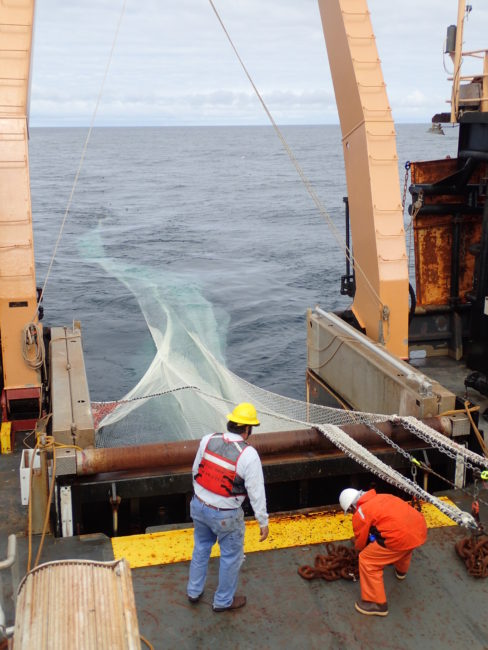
[316,424,477,529]
[395,416,488,471]
[317,423,425,496]
[402,161,410,211]
[353,413,416,463]
[359,416,488,510]
[98,382,481,529]
[419,457,488,509]
[106,385,201,405]
[298,543,359,582]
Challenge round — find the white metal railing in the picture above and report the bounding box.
[0,534,18,641]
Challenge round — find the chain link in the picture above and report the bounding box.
[98,384,482,530]
[411,463,418,482]
[473,479,480,501]
[361,415,488,510]
[402,161,410,211]
[316,423,477,529]
[395,416,488,471]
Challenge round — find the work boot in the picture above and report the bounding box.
[187,592,203,604]
[395,570,407,580]
[213,595,247,612]
[355,599,388,616]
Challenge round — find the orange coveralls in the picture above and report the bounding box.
[352,490,427,604]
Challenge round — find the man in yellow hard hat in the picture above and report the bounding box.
[187,402,269,612]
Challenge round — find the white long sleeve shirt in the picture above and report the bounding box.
[192,432,269,528]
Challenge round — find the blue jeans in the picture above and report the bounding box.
[187,496,245,608]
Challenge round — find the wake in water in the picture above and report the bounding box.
[81,226,311,444]
[81,225,383,445]
[77,227,487,530]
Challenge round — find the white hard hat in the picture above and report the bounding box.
[339,488,362,513]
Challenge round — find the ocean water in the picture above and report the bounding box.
[28,124,458,405]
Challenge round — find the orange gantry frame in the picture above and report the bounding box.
[317,0,409,358]
[0,0,41,416]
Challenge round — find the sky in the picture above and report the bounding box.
[29,0,488,127]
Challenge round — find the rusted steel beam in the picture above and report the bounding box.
[75,417,451,476]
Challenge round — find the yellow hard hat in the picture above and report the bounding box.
[227,402,260,426]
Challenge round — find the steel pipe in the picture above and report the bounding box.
[75,417,451,476]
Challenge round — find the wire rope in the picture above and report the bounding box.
[207,0,385,316]
[31,0,128,323]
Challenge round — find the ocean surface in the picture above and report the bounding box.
[28,124,459,405]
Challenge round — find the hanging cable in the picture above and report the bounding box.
[31,0,128,323]
[207,0,385,317]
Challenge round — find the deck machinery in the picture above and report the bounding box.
[307,0,488,419]
[0,0,484,540]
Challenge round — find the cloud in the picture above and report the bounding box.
[29,0,488,126]
[31,87,338,127]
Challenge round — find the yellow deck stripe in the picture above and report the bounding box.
[111,497,456,569]
[0,422,12,454]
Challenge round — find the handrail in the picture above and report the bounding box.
[314,307,433,396]
[0,535,16,570]
[0,535,18,637]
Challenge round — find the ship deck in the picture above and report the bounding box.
[409,353,488,418]
[1,442,488,650]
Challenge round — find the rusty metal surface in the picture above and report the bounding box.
[410,158,487,307]
[13,559,141,650]
[413,213,481,306]
[76,419,451,476]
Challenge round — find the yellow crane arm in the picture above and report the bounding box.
[318,0,409,357]
[0,0,40,396]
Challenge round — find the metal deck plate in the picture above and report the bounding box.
[130,524,488,650]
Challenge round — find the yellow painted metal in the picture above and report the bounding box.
[483,52,488,113]
[0,421,12,454]
[0,0,40,392]
[112,498,457,569]
[421,498,457,529]
[317,0,409,358]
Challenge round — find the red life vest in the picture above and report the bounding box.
[194,434,248,497]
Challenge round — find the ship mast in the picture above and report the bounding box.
[447,0,488,123]
[317,0,409,358]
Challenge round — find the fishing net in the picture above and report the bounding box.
[83,227,386,447]
[94,376,388,446]
[83,232,488,529]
